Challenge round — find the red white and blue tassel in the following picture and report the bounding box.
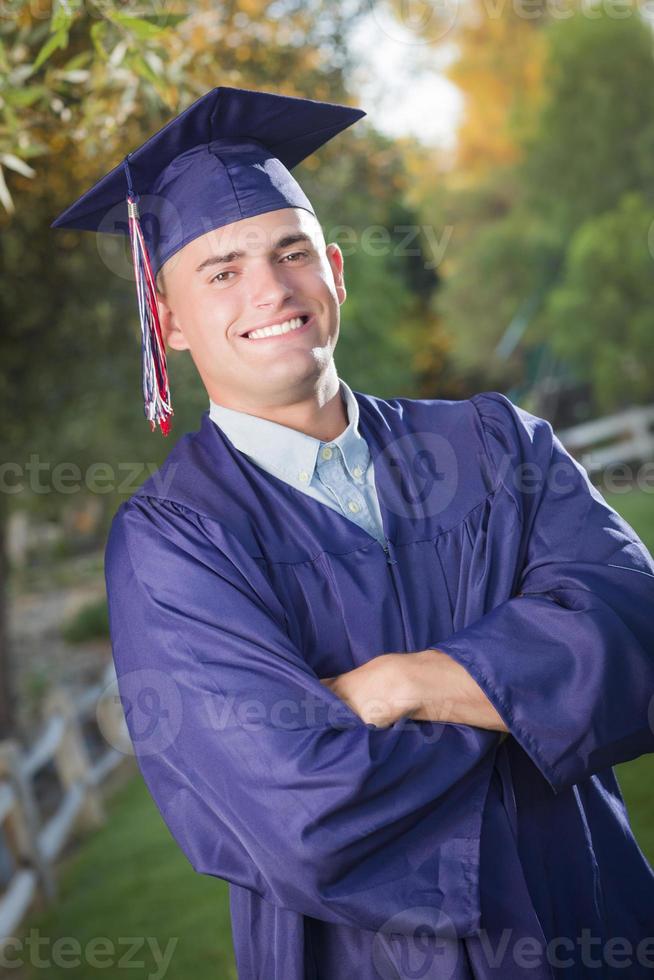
[123,156,173,436]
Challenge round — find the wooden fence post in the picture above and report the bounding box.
[0,738,56,902]
[41,688,105,833]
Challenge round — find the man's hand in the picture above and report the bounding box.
[406,648,509,731]
[320,654,417,727]
[321,649,509,732]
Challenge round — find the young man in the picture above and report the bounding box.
[52,86,654,979]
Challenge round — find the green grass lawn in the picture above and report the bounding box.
[15,488,654,977]
[604,487,654,555]
[603,488,654,863]
[16,769,238,979]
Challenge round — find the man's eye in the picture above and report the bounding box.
[280,250,308,262]
[210,270,235,283]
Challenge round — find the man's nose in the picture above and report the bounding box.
[249,262,294,307]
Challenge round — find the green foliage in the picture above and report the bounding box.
[522,6,654,234]
[426,4,654,411]
[435,188,562,379]
[300,128,439,396]
[543,192,654,410]
[0,0,190,212]
[62,597,109,643]
[334,239,418,396]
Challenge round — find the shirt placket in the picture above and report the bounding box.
[315,445,383,543]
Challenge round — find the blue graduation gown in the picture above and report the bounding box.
[104,389,654,979]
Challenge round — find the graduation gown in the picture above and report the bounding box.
[104,389,654,979]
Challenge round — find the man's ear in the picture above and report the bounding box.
[157,292,190,351]
[326,243,346,305]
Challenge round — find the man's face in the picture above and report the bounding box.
[156,207,346,409]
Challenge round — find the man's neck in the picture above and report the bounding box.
[209,371,349,442]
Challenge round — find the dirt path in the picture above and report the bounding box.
[9,552,112,739]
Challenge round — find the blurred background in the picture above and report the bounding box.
[1,0,653,975]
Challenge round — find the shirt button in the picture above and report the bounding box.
[299,470,309,483]
[321,446,333,460]
[347,501,360,513]
[353,465,363,478]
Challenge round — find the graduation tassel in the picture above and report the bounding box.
[123,157,173,436]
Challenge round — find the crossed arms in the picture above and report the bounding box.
[321,648,509,731]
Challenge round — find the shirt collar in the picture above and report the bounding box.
[208,378,370,489]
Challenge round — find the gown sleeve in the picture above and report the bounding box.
[104,494,499,936]
[432,390,654,796]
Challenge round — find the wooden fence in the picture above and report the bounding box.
[0,660,127,952]
[558,404,654,476]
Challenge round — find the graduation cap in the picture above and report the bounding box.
[50,86,366,436]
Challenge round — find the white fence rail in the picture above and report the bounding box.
[557,404,654,476]
[0,661,126,950]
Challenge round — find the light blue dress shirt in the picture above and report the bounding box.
[208,378,387,547]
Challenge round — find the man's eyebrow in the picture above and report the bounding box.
[195,233,314,274]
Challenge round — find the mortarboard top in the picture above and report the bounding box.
[50,86,366,436]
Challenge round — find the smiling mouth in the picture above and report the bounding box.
[242,315,311,340]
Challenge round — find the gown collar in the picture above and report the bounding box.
[207,377,371,489]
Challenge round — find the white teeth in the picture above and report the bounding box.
[246,316,306,340]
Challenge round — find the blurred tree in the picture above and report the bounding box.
[521,5,654,411]
[300,125,445,397]
[383,0,551,397]
[1,0,190,736]
[433,173,562,383]
[543,191,654,410]
[521,4,654,237]
[443,0,549,179]
[0,0,193,735]
[0,0,187,210]
[413,2,654,413]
